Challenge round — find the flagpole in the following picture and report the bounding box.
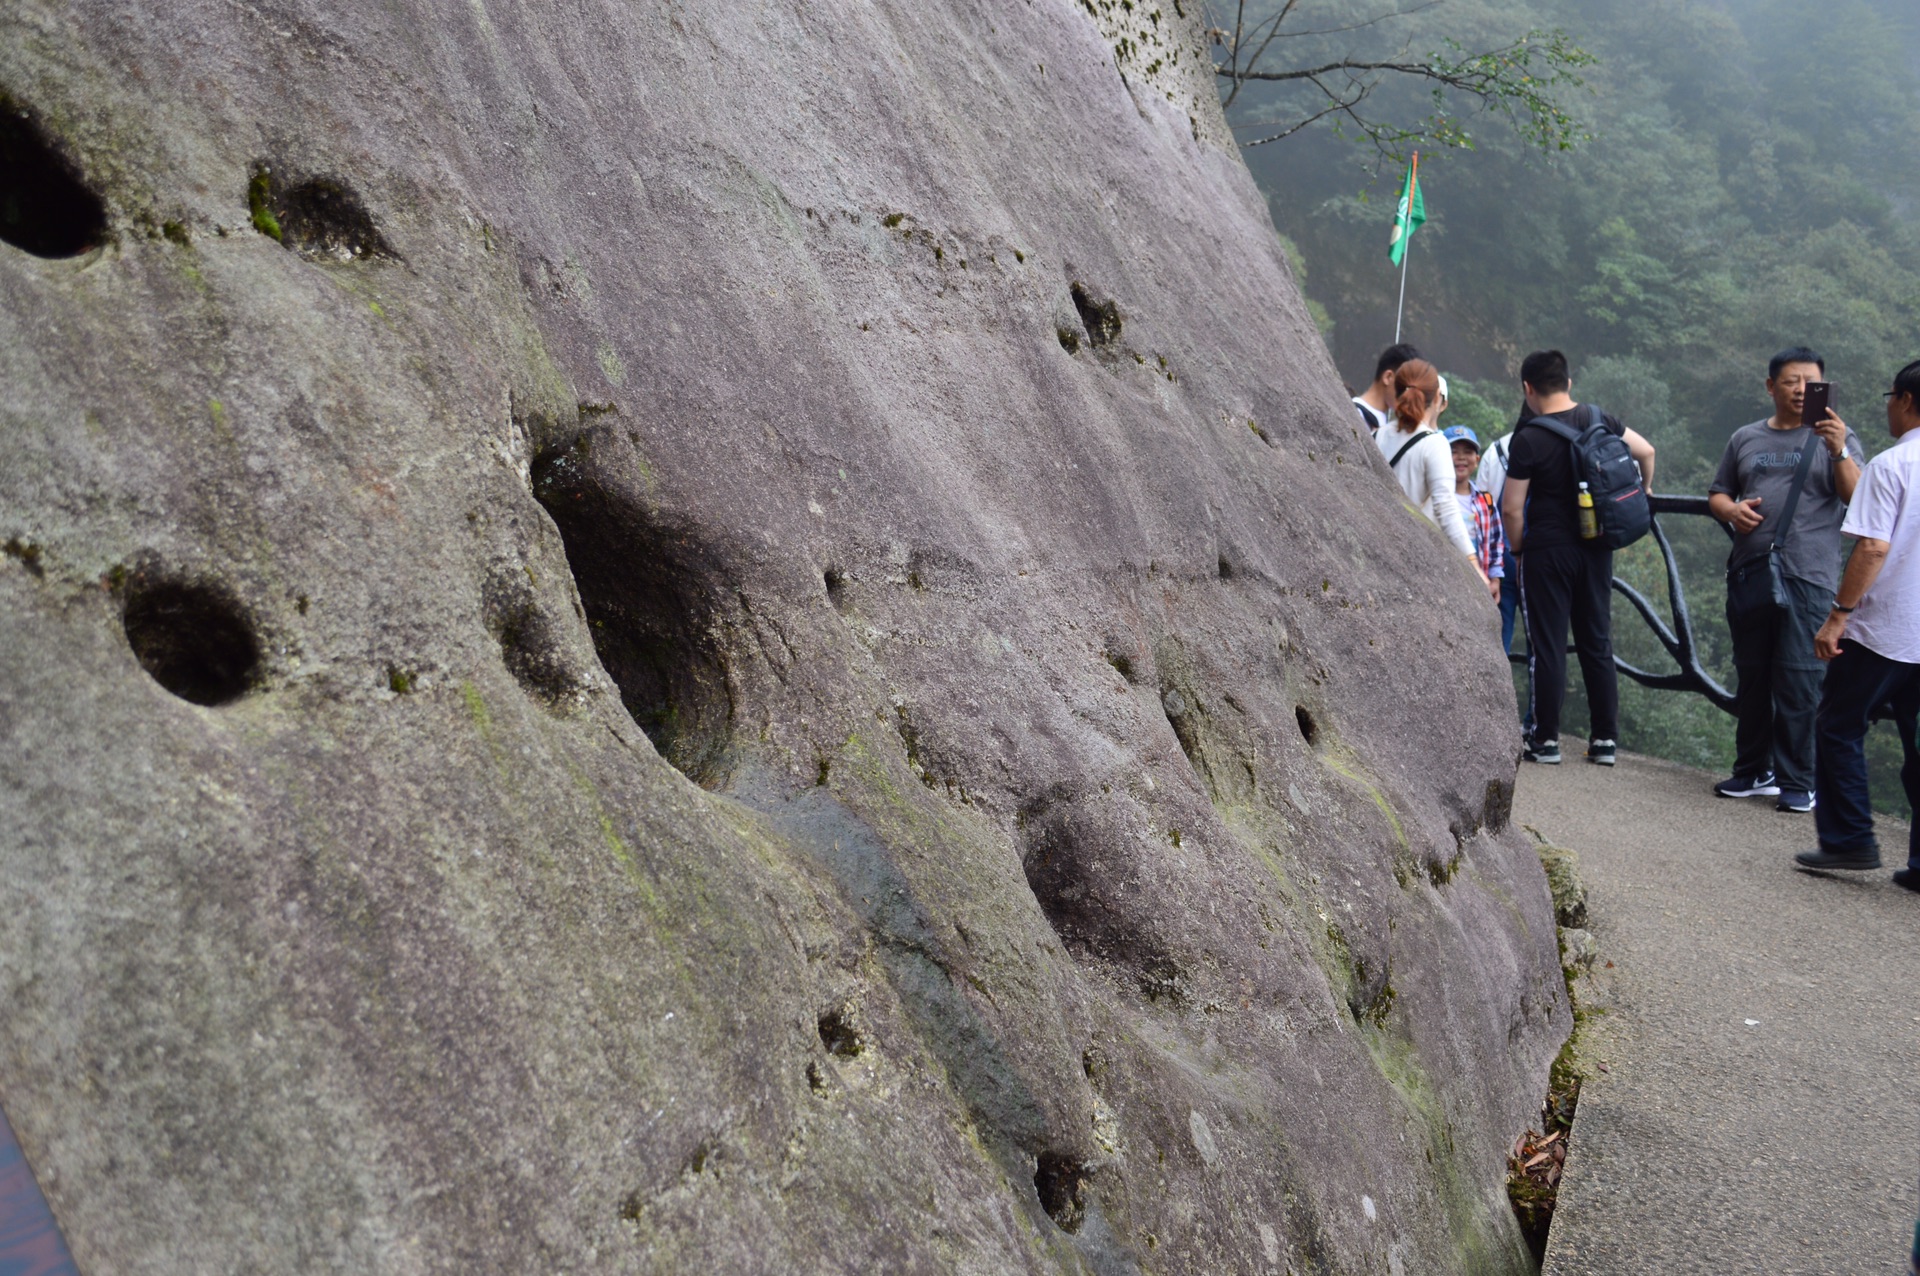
[1394,235,1411,344]
[1393,151,1418,344]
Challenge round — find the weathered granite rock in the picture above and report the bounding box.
[0,2,1567,1272]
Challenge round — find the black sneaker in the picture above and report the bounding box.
[1523,737,1561,765]
[1775,790,1816,813]
[1794,847,1882,871]
[1586,739,1617,766]
[1891,868,1920,894]
[1714,771,1780,798]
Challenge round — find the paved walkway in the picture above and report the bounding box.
[1517,753,1919,1276]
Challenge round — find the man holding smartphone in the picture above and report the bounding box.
[1707,348,1865,812]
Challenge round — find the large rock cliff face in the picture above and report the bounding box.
[0,2,1567,1272]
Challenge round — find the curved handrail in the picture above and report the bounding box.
[1508,495,1735,714]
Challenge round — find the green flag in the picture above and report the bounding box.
[1388,154,1426,266]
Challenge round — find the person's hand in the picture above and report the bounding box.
[1812,407,1849,458]
[1816,611,1848,661]
[1489,577,1501,603]
[1728,497,1764,534]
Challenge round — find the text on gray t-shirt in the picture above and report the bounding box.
[1708,418,1867,593]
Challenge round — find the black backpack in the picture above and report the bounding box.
[1526,406,1651,550]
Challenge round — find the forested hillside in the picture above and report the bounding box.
[1224,0,1920,802]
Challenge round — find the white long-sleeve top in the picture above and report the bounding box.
[1376,423,1477,558]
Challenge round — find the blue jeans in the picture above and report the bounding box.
[1813,639,1920,868]
[1498,544,1520,652]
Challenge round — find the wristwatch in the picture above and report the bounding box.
[1831,601,1856,613]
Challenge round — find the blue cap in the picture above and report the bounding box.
[1442,425,1481,449]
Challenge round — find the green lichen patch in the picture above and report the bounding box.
[248,168,282,241]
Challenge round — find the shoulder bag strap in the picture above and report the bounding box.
[1767,430,1820,552]
[1388,429,1437,470]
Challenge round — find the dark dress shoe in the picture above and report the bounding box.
[1891,868,1920,893]
[1794,848,1883,871]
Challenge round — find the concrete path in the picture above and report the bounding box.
[1516,753,1919,1276]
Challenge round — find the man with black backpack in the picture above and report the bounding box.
[1500,350,1657,765]
[1707,348,1864,813]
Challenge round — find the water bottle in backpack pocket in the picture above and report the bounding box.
[1528,406,1651,550]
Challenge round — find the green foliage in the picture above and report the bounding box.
[1440,375,1514,444]
[1415,29,1596,155]
[1210,1,1595,160]
[1275,232,1336,337]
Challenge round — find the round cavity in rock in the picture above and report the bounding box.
[531,438,734,785]
[1069,282,1121,347]
[1160,685,1202,770]
[823,567,849,612]
[1295,705,1319,745]
[0,103,107,258]
[1034,1153,1088,1233]
[816,1006,862,1058]
[250,165,392,262]
[276,177,391,261]
[123,580,261,706]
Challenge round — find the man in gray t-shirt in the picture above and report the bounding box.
[1707,347,1866,809]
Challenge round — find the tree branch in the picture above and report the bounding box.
[1207,12,1595,163]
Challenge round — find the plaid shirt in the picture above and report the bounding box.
[1461,483,1507,578]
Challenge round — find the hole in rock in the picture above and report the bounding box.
[1483,777,1514,833]
[816,1006,863,1058]
[1069,283,1121,347]
[531,438,734,785]
[1035,1153,1089,1233]
[123,578,261,706]
[1021,797,1188,1001]
[1217,556,1234,580]
[1160,685,1202,770]
[1295,705,1319,746]
[1056,325,1081,354]
[251,165,392,262]
[0,102,107,258]
[823,566,850,612]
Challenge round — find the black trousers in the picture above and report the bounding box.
[1727,575,1827,794]
[1520,541,1618,745]
[1813,640,1920,867]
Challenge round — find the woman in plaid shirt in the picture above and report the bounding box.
[1444,424,1506,608]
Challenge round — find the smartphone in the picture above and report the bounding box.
[1803,380,1835,429]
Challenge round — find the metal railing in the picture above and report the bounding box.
[1509,494,1736,713]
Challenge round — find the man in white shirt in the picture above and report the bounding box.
[1352,343,1420,436]
[1795,359,1920,888]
